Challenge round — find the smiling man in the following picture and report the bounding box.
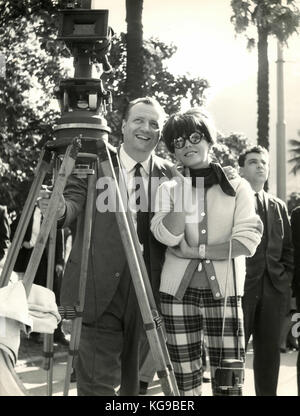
[238,146,294,396]
[51,97,174,396]
[122,99,163,160]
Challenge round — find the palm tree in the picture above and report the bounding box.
[231,0,299,150]
[125,0,144,100]
[288,131,300,174]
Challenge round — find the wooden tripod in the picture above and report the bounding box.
[0,136,179,396]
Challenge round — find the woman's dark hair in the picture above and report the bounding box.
[162,107,216,153]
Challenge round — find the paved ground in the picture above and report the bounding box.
[13,335,299,397]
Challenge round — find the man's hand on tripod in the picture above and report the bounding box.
[37,188,66,220]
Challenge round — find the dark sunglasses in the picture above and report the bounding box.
[173,131,207,149]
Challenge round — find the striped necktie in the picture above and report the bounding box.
[255,192,268,237]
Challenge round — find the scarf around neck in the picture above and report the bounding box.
[189,162,236,197]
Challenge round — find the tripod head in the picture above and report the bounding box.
[52,3,113,156]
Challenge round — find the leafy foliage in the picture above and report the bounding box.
[231,0,300,46]
[288,130,300,175]
[230,0,300,148]
[0,2,209,213]
[287,191,300,215]
[0,0,71,213]
[104,34,209,145]
[0,1,245,215]
[212,132,251,167]
[125,0,144,100]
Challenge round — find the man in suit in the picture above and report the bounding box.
[39,97,174,396]
[290,207,300,395]
[0,205,10,263]
[238,145,294,396]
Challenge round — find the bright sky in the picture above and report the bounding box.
[94,1,257,93]
[93,1,299,126]
[93,0,300,194]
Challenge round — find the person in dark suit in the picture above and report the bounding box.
[0,205,10,263]
[290,206,300,395]
[11,205,67,344]
[11,205,65,286]
[238,145,294,396]
[39,97,174,396]
[11,205,46,281]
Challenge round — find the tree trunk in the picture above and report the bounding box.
[125,0,144,100]
[257,25,269,150]
[81,0,92,8]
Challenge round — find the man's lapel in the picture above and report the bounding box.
[263,191,275,239]
[96,148,121,223]
[149,156,170,218]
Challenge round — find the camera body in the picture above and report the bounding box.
[214,359,244,390]
[52,6,113,156]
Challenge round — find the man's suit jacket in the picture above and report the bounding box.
[245,191,293,294]
[60,153,174,323]
[0,205,10,261]
[291,206,300,304]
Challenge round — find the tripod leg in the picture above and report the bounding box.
[43,158,61,396]
[123,202,179,395]
[0,148,52,288]
[22,139,80,297]
[63,164,97,396]
[43,223,58,396]
[97,143,178,396]
[43,334,54,396]
[116,181,176,395]
[113,150,179,395]
[120,192,179,394]
[0,350,27,396]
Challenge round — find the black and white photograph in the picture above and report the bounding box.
[0,0,300,399]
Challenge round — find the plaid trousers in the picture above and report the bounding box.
[160,288,245,396]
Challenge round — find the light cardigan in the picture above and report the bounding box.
[150,176,263,299]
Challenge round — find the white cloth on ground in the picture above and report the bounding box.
[27,283,61,333]
[0,281,61,364]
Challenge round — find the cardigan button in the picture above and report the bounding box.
[201,212,206,216]
[215,292,220,297]
[201,229,206,234]
[114,272,120,278]
[210,275,215,280]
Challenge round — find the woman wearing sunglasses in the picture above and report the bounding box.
[150,108,262,396]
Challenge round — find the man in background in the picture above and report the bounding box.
[290,207,300,395]
[238,145,294,396]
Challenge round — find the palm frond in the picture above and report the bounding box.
[290,163,300,175]
[289,138,300,148]
[289,150,300,159]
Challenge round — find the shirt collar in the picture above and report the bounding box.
[254,189,264,199]
[119,144,152,175]
[254,189,268,209]
[253,189,264,200]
